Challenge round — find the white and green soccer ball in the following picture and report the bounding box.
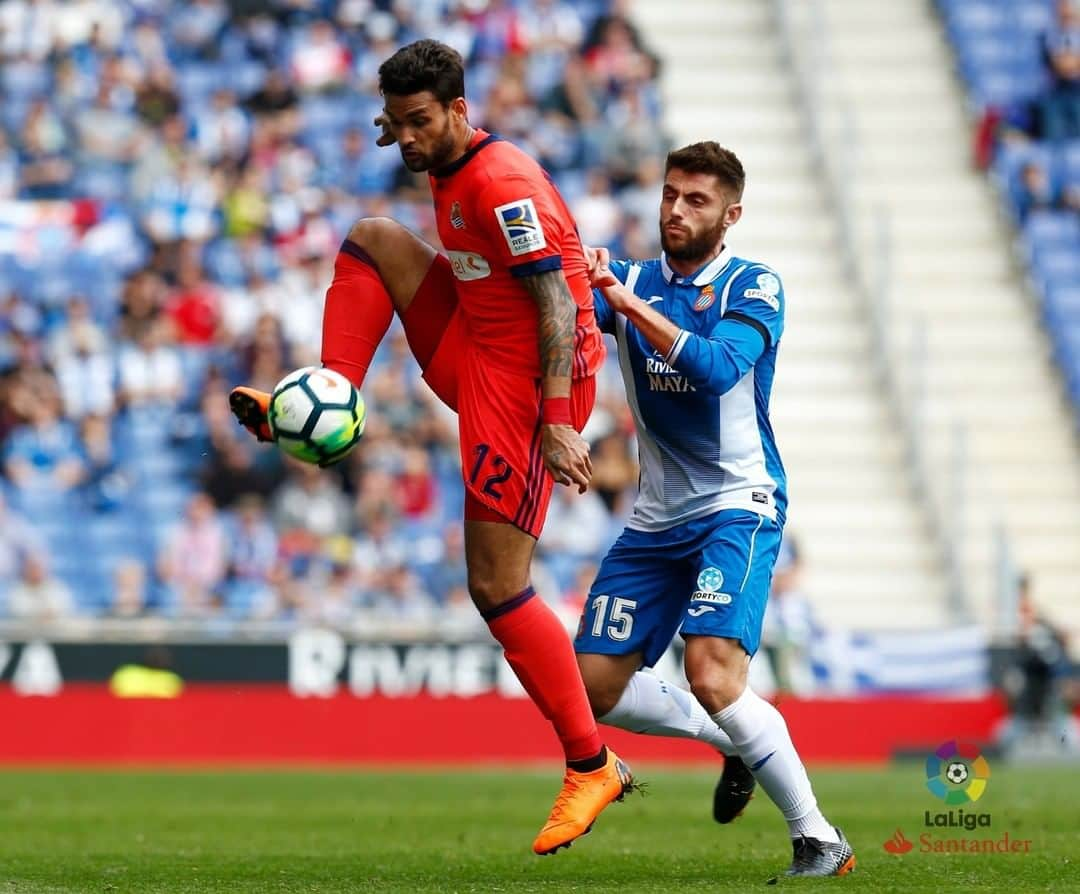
[268,367,366,467]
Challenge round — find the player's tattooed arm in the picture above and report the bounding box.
[522,269,576,385]
[521,269,592,493]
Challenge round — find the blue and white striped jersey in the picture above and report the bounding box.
[595,247,787,531]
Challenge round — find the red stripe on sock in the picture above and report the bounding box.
[320,248,393,389]
[486,592,603,762]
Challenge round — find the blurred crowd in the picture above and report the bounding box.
[946,0,1080,415]
[0,0,672,631]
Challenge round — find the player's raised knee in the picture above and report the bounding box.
[344,216,407,260]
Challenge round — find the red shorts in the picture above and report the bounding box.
[401,255,596,538]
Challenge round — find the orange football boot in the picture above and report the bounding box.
[532,749,635,855]
[229,386,273,442]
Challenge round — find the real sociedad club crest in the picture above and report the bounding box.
[694,284,715,311]
[450,201,465,229]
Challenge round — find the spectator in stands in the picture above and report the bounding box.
[226,494,279,585]
[166,249,221,345]
[169,0,228,58]
[367,563,438,628]
[201,434,281,508]
[109,558,151,619]
[193,88,250,165]
[80,413,131,512]
[7,555,74,621]
[1039,0,1080,141]
[222,494,278,616]
[273,460,352,540]
[573,169,622,248]
[394,445,439,520]
[424,523,469,603]
[0,130,19,199]
[158,491,228,618]
[135,62,182,127]
[290,20,351,93]
[439,583,487,637]
[536,485,611,589]
[50,301,115,420]
[301,540,360,627]
[117,318,184,409]
[74,83,140,165]
[588,430,637,515]
[245,68,301,139]
[562,560,599,619]
[17,100,74,199]
[0,0,664,630]
[2,390,86,494]
[0,492,43,597]
[761,535,817,697]
[352,504,410,584]
[997,573,1076,752]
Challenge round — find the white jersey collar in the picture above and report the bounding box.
[660,245,732,286]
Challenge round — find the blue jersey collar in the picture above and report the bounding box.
[660,245,732,286]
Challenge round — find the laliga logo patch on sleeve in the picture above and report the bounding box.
[756,272,781,296]
[494,198,547,256]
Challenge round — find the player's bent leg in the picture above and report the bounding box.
[339,219,460,410]
[464,518,633,855]
[579,650,748,822]
[684,636,855,877]
[230,217,460,439]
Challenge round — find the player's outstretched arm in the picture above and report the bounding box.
[521,269,592,493]
[596,275,681,356]
[597,274,769,395]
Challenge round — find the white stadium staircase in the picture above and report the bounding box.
[627,0,954,630]
[804,0,1080,640]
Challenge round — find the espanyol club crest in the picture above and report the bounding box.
[694,284,715,311]
[450,201,465,229]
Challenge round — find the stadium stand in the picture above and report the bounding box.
[0,0,668,627]
[806,0,1080,636]
[637,0,955,630]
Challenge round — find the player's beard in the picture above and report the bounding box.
[402,120,458,172]
[660,214,727,264]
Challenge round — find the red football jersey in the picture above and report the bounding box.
[430,129,604,379]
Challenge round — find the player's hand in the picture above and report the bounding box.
[597,275,635,310]
[374,113,395,147]
[584,245,611,285]
[542,424,592,493]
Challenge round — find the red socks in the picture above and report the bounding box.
[320,243,393,388]
[484,587,604,763]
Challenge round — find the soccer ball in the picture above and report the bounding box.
[268,366,366,466]
[945,761,969,785]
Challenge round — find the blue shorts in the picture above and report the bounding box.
[573,509,782,667]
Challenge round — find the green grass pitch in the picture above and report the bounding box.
[0,766,1073,893]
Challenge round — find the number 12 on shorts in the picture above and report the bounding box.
[590,595,637,642]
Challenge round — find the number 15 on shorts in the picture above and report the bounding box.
[589,595,637,642]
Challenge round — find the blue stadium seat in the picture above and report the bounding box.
[1023,210,1080,249]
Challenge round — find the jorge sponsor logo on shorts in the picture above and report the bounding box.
[691,591,733,605]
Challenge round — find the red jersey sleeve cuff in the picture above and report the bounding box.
[509,255,563,278]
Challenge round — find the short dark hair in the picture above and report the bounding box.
[665,142,745,198]
[378,39,465,106]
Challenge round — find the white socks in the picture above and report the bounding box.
[599,671,736,754]
[712,687,838,842]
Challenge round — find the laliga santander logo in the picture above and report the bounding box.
[883,829,914,855]
[925,740,990,804]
